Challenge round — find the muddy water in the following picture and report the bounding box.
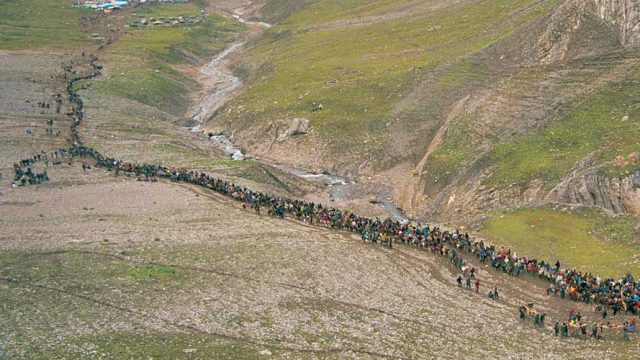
[189,14,270,132]
[190,42,244,129]
[259,159,410,223]
[187,13,409,222]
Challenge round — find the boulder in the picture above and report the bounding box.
[288,117,309,135]
[276,118,310,141]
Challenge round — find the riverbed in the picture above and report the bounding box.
[186,11,409,222]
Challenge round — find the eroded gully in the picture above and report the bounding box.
[186,11,409,222]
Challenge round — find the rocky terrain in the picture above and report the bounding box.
[2,167,640,358]
[203,0,640,228]
[1,0,640,358]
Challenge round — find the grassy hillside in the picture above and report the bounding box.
[91,3,245,115]
[77,2,310,194]
[484,55,640,189]
[212,0,561,170]
[480,206,640,277]
[80,3,243,167]
[0,0,89,49]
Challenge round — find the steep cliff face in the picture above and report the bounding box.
[548,154,640,214]
[396,0,638,220]
[592,0,640,46]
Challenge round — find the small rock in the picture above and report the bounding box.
[289,117,309,135]
[622,115,629,122]
[183,348,197,354]
[278,118,310,141]
[259,349,272,356]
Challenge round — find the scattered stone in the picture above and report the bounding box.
[622,115,629,122]
[183,348,197,354]
[259,349,272,356]
[310,102,323,112]
[288,117,309,135]
[278,118,310,141]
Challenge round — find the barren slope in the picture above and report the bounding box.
[204,0,640,226]
[1,168,639,358]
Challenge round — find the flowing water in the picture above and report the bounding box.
[190,42,244,129]
[187,12,408,222]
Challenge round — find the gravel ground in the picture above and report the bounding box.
[0,3,638,357]
[1,165,639,359]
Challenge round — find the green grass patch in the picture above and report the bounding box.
[484,64,640,189]
[43,331,285,359]
[0,0,89,49]
[129,264,177,279]
[480,206,640,277]
[220,0,560,165]
[0,248,287,358]
[90,3,244,115]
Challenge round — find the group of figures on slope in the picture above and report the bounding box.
[9,51,640,343]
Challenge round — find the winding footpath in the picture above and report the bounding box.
[8,11,640,344]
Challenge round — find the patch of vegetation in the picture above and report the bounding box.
[90,3,245,115]
[0,0,89,49]
[480,206,640,277]
[130,264,176,279]
[218,0,559,166]
[484,65,640,189]
[0,248,286,357]
[45,331,284,359]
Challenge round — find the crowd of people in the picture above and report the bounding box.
[551,309,637,339]
[12,148,83,187]
[468,242,640,316]
[9,52,640,342]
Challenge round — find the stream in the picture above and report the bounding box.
[186,11,409,223]
[190,42,244,130]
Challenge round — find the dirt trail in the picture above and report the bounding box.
[4,173,638,357]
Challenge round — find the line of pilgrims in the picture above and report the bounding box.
[11,52,640,340]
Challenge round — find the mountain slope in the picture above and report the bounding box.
[205,0,640,225]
